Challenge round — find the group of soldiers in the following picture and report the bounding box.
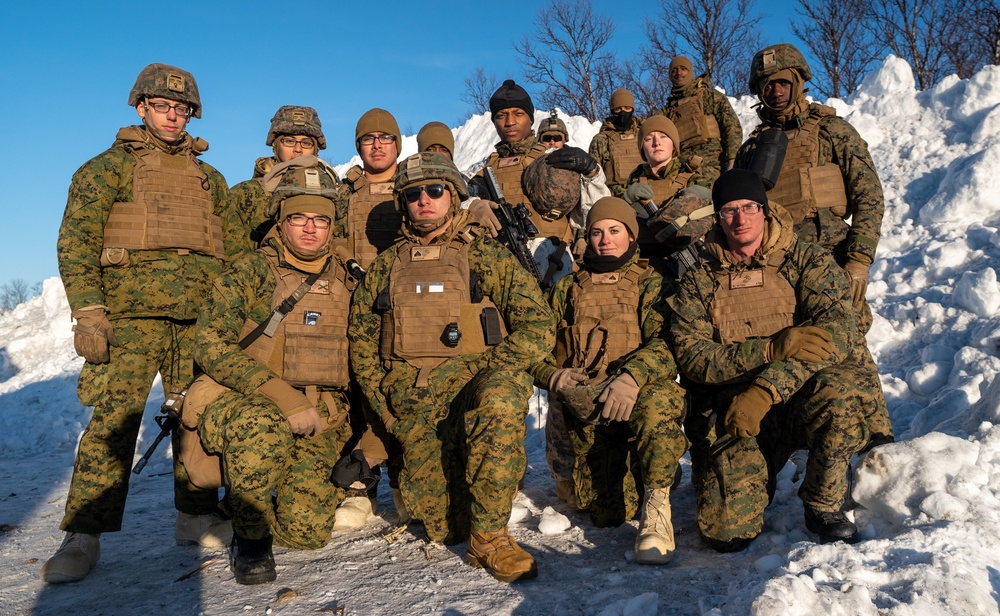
[42,41,893,588]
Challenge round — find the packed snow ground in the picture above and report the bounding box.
[3,56,1000,615]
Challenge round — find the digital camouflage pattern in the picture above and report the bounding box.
[588,115,643,197]
[193,237,354,548]
[532,252,686,527]
[349,214,555,543]
[266,105,326,149]
[668,209,869,545]
[522,152,582,220]
[56,126,236,533]
[127,63,202,117]
[747,43,813,96]
[659,76,743,183]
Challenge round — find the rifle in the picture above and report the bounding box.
[131,389,186,474]
[481,167,545,287]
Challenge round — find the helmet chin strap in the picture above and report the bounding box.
[141,102,186,145]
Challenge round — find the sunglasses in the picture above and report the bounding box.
[402,183,448,203]
[541,134,565,143]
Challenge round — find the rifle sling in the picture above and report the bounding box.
[239,258,330,349]
[540,240,568,289]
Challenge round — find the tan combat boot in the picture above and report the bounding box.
[634,487,675,565]
[40,532,101,584]
[175,512,233,548]
[333,491,377,531]
[467,526,538,583]
[392,488,412,525]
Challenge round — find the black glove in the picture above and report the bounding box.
[546,146,597,175]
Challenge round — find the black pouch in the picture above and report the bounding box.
[330,449,381,490]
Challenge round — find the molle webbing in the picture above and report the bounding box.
[636,171,694,246]
[605,130,643,186]
[709,251,796,344]
[488,146,570,240]
[347,173,401,269]
[767,108,848,224]
[103,148,223,257]
[671,94,721,146]
[241,249,352,388]
[554,261,648,369]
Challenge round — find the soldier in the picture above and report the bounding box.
[348,152,555,582]
[669,169,872,551]
[589,88,644,198]
[659,56,743,183]
[469,79,610,283]
[532,197,686,564]
[735,43,893,447]
[228,105,339,251]
[537,110,569,150]
[43,63,238,584]
[417,121,456,159]
[622,115,713,272]
[190,164,358,584]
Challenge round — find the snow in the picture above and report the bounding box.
[4,55,1000,614]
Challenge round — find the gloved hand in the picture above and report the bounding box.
[725,384,773,438]
[623,182,655,206]
[843,257,870,307]
[546,146,598,176]
[548,367,588,394]
[467,199,502,237]
[768,325,835,363]
[72,306,118,364]
[255,378,312,417]
[598,372,640,422]
[287,407,324,437]
[572,237,588,259]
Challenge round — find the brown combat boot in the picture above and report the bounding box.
[466,526,537,583]
[634,487,675,565]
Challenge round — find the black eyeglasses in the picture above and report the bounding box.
[717,203,764,219]
[285,214,332,229]
[358,133,397,146]
[541,134,564,143]
[278,136,316,149]
[145,100,192,117]
[402,184,448,203]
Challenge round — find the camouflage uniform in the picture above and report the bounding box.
[349,210,556,543]
[193,232,355,549]
[660,76,743,183]
[56,124,236,534]
[588,115,644,198]
[532,251,685,527]
[668,207,871,546]
[735,43,892,441]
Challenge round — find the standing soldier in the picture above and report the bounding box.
[669,169,872,550]
[537,110,569,150]
[589,88,644,198]
[191,165,358,584]
[735,43,893,448]
[660,56,743,183]
[228,105,338,251]
[44,63,238,584]
[349,152,555,582]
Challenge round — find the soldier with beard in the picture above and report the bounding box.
[589,88,644,198]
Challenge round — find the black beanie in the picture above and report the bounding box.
[489,79,534,119]
[712,168,770,216]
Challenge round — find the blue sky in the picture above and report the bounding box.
[0,0,798,290]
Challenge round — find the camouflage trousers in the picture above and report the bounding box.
[62,317,219,534]
[545,395,574,483]
[199,388,351,549]
[686,363,870,545]
[681,139,725,184]
[383,360,530,544]
[566,378,687,527]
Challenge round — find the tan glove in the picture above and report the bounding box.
[725,384,773,438]
[467,199,502,237]
[767,325,835,363]
[548,368,588,394]
[572,237,588,259]
[598,372,640,422]
[255,378,312,418]
[72,306,117,364]
[286,407,324,437]
[843,257,871,308]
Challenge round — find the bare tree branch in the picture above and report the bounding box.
[791,0,881,98]
[462,66,502,116]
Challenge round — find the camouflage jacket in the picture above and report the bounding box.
[56,125,235,319]
[530,250,675,389]
[661,77,743,162]
[668,207,857,403]
[736,102,884,264]
[348,213,556,423]
[588,116,643,197]
[227,156,276,256]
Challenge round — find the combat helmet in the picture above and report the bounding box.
[266,161,340,220]
[538,110,569,142]
[558,373,616,425]
[392,152,469,212]
[747,44,812,97]
[266,106,326,149]
[522,152,581,221]
[128,63,202,118]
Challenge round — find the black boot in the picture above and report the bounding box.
[229,533,276,585]
[804,507,860,544]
